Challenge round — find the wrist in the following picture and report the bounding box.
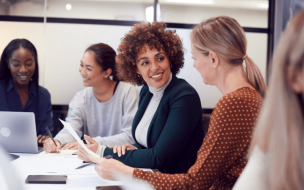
[123,165,134,177]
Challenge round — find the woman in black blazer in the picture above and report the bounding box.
[79,22,205,174]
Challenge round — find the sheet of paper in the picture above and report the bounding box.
[46,150,77,156]
[59,119,99,157]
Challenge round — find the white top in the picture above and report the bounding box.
[55,82,139,147]
[135,73,172,148]
[233,146,267,190]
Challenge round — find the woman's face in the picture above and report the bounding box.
[8,48,35,87]
[136,45,171,88]
[190,41,214,85]
[79,51,108,87]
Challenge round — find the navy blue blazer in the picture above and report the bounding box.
[104,75,205,174]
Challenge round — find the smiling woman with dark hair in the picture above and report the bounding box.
[43,43,139,153]
[0,38,53,145]
[78,22,205,174]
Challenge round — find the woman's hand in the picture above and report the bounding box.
[62,141,79,150]
[84,135,99,153]
[77,135,99,161]
[88,155,134,180]
[110,144,137,157]
[43,138,61,153]
[37,135,50,144]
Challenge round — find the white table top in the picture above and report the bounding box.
[8,152,122,190]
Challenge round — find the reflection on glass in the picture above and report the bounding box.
[158,0,269,28]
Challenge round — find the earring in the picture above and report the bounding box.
[138,74,141,78]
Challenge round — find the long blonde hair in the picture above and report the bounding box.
[250,11,304,190]
[190,16,266,97]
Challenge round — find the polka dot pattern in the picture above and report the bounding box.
[133,87,263,190]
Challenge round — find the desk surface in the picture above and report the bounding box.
[8,152,122,190]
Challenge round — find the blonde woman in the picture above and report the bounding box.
[233,11,304,190]
[85,16,266,190]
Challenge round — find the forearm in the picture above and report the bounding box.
[93,133,134,147]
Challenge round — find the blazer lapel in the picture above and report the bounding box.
[132,89,153,140]
[146,75,179,147]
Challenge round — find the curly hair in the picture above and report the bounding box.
[116,22,184,86]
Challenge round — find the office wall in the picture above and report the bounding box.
[0,2,268,108]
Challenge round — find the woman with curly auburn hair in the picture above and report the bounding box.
[84,16,266,190]
[78,22,205,174]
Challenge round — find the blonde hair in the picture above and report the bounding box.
[250,11,304,190]
[190,16,266,97]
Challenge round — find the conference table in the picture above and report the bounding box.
[10,151,124,190]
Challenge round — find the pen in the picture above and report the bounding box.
[45,126,56,146]
[77,155,113,169]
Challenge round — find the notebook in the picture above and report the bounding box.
[0,111,38,154]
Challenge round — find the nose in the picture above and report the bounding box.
[79,66,85,75]
[150,61,160,72]
[19,64,28,73]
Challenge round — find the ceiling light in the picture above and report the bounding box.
[165,0,214,5]
[66,3,72,11]
[256,2,268,9]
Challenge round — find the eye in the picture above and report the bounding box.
[141,61,148,66]
[158,57,165,61]
[26,62,33,67]
[87,68,92,71]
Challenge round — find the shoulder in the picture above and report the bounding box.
[167,78,199,101]
[38,85,51,99]
[73,87,92,98]
[117,81,139,95]
[216,88,262,111]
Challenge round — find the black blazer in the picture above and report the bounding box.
[104,75,205,174]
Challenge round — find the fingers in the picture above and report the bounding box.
[43,138,58,153]
[37,135,42,142]
[109,146,113,149]
[84,135,97,144]
[122,145,126,156]
[77,144,90,162]
[40,136,50,144]
[88,154,102,164]
[62,142,78,150]
[55,140,61,152]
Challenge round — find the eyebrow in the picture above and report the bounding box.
[80,60,93,68]
[137,52,165,62]
[11,58,34,62]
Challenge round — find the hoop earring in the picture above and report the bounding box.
[138,74,141,78]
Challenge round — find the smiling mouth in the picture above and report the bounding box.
[150,72,164,78]
[83,78,90,81]
[18,75,28,79]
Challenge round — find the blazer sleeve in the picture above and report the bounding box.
[103,87,202,169]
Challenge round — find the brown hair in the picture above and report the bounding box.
[116,22,184,86]
[86,43,118,81]
[191,16,266,97]
[250,11,304,190]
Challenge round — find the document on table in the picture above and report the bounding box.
[59,119,99,157]
[43,156,97,175]
[46,150,77,156]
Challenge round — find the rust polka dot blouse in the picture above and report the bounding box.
[133,87,263,190]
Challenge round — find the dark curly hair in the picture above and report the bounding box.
[116,22,184,86]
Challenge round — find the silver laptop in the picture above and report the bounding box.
[0,111,38,154]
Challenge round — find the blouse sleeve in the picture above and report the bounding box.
[133,92,261,190]
[54,92,85,145]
